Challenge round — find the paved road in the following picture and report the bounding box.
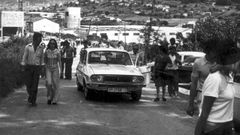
[0,77,197,135]
[0,45,199,135]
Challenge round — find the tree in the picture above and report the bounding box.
[189,16,239,51]
[216,0,231,5]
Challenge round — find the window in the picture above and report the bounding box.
[115,33,118,36]
[88,51,132,65]
[133,33,140,36]
[123,33,129,36]
[170,33,176,35]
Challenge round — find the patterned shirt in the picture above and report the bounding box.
[21,43,45,66]
[44,49,61,68]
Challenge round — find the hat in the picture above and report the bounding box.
[216,47,240,65]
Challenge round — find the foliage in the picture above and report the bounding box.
[190,16,239,52]
[215,0,231,5]
[0,36,31,97]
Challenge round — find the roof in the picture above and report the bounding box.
[86,47,127,53]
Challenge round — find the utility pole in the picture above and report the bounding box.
[18,0,23,11]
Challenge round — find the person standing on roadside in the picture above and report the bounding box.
[44,39,61,105]
[60,41,66,79]
[64,40,76,80]
[129,43,140,65]
[166,46,181,97]
[195,39,240,135]
[186,43,218,116]
[116,41,124,50]
[21,32,44,106]
[153,46,171,102]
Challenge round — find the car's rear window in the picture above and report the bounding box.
[88,51,132,65]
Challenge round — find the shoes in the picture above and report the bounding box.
[52,102,57,105]
[30,102,37,107]
[162,97,167,102]
[47,100,52,105]
[154,98,160,102]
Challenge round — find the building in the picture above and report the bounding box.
[33,18,60,33]
[65,7,81,29]
[86,25,192,44]
[0,11,24,38]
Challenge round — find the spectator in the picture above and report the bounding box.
[166,46,181,97]
[40,42,46,78]
[186,42,218,116]
[116,41,124,50]
[64,40,76,80]
[153,45,171,101]
[44,39,61,105]
[168,38,177,48]
[195,39,240,135]
[21,32,44,106]
[60,41,67,79]
[129,43,140,65]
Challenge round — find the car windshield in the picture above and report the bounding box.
[183,55,199,63]
[88,51,132,65]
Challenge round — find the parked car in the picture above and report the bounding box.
[76,48,145,101]
[177,51,205,88]
[135,51,205,88]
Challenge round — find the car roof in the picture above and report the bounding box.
[86,47,128,53]
[178,51,205,57]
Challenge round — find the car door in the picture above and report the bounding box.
[77,49,87,86]
[134,52,150,74]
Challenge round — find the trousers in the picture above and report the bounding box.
[25,65,41,103]
[46,66,60,103]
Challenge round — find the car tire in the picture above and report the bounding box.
[83,84,91,100]
[131,90,142,101]
[76,78,83,91]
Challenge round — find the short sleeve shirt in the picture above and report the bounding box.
[200,71,235,123]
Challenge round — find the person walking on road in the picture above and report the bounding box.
[194,39,240,135]
[44,39,61,105]
[153,46,171,102]
[21,32,44,106]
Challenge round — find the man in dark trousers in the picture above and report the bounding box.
[21,32,44,106]
[64,40,76,80]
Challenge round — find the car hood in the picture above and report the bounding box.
[89,64,142,76]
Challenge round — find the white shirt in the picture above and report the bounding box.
[200,71,235,123]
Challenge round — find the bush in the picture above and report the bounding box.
[0,36,31,97]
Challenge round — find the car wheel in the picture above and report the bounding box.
[131,90,142,101]
[83,84,91,100]
[76,78,83,91]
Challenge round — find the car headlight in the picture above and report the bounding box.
[132,76,144,83]
[91,75,104,82]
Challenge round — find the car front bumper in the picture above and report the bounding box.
[86,83,145,93]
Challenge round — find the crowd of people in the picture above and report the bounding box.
[21,32,76,106]
[20,32,240,135]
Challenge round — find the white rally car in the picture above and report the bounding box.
[76,48,145,101]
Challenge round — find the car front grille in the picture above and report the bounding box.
[104,75,132,83]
